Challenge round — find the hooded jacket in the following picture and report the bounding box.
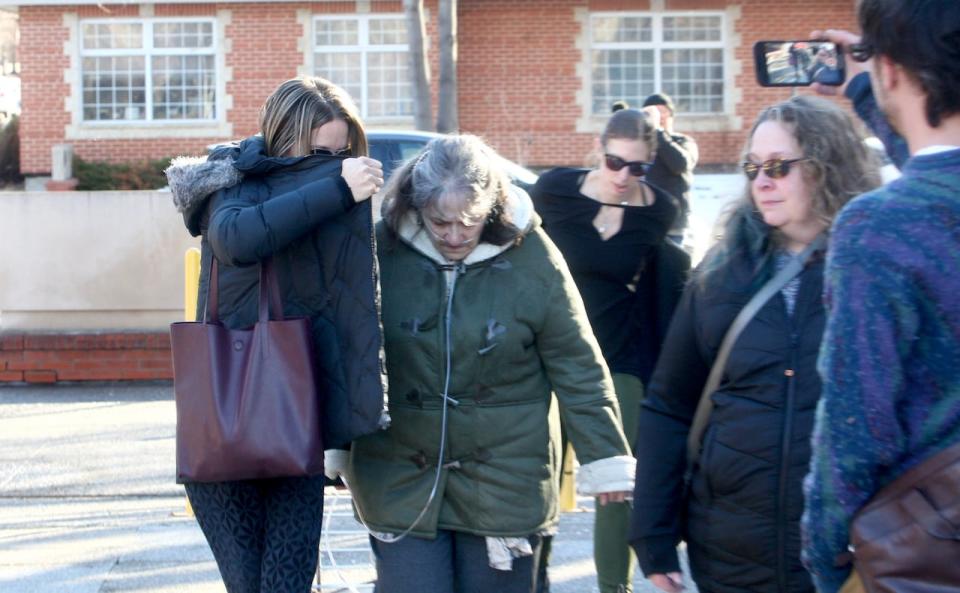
[631,239,824,593]
[346,188,633,538]
[166,136,388,451]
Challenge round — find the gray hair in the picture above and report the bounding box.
[381,134,521,246]
[259,76,367,158]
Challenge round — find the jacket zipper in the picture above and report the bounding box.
[777,273,804,593]
[438,262,466,438]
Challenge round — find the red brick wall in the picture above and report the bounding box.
[19,7,72,175]
[19,0,859,173]
[458,0,858,168]
[732,0,858,138]
[0,333,172,383]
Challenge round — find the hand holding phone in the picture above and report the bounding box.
[808,30,871,96]
[754,40,845,87]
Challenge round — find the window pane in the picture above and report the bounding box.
[80,19,217,122]
[151,21,213,49]
[661,48,723,113]
[314,17,412,119]
[591,49,654,114]
[663,15,722,42]
[151,54,215,120]
[591,16,652,43]
[81,55,146,121]
[369,18,407,45]
[315,19,359,46]
[315,51,363,106]
[82,23,143,49]
[367,51,412,117]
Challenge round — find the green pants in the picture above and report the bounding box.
[594,372,643,593]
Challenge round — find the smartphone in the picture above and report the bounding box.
[754,40,845,87]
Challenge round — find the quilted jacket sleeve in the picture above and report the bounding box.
[630,281,710,576]
[207,175,353,266]
[533,231,631,466]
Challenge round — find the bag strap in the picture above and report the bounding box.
[257,257,284,323]
[203,253,283,324]
[204,249,219,324]
[685,234,826,471]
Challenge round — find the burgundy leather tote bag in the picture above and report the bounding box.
[170,256,323,483]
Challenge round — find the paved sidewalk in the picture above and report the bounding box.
[0,383,695,593]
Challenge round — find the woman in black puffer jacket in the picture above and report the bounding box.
[628,96,881,593]
[165,76,388,593]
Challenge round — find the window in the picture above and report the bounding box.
[80,19,217,122]
[590,13,725,115]
[313,15,412,120]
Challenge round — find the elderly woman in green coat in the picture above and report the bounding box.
[329,134,634,593]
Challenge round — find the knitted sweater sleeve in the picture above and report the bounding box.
[845,72,910,169]
[801,193,917,593]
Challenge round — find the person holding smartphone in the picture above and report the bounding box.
[803,2,960,591]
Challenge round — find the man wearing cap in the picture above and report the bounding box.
[641,93,699,245]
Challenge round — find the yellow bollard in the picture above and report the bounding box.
[184,247,201,322]
[182,247,201,518]
[559,442,577,512]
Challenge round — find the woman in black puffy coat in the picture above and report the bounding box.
[165,76,387,593]
[628,96,881,593]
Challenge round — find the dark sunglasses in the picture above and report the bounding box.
[741,157,809,181]
[311,146,351,157]
[847,42,874,63]
[604,154,652,177]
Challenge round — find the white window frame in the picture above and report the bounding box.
[78,17,219,126]
[589,11,727,116]
[312,14,412,123]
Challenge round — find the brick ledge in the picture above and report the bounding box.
[0,332,172,383]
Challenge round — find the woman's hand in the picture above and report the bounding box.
[341,157,384,203]
[650,572,685,592]
[596,490,630,505]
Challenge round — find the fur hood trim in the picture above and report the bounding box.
[396,184,536,266]
[166,155,243,213]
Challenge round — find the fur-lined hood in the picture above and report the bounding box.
[165,142,243,236]
[394,184,537,266]
[166,155,242,214]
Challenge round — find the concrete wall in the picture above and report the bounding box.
[0,190,199,331]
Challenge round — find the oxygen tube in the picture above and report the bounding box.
[343,261,465,543]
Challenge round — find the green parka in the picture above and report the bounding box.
[347,189,632,538]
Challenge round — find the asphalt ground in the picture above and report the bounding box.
[0,383,695,593]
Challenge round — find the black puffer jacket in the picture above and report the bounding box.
[630,245,824,593]
[166,136,388,450]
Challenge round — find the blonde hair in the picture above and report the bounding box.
[259,76,367,158]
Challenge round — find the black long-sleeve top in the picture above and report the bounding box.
[532,167,676,381]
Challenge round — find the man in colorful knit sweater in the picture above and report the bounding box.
[802,1,960,591]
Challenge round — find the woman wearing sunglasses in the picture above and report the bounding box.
[532,107,689,593]
[628,95,881,593]
[165,76,386,593]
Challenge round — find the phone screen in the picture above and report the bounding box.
[754,41,845,87]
